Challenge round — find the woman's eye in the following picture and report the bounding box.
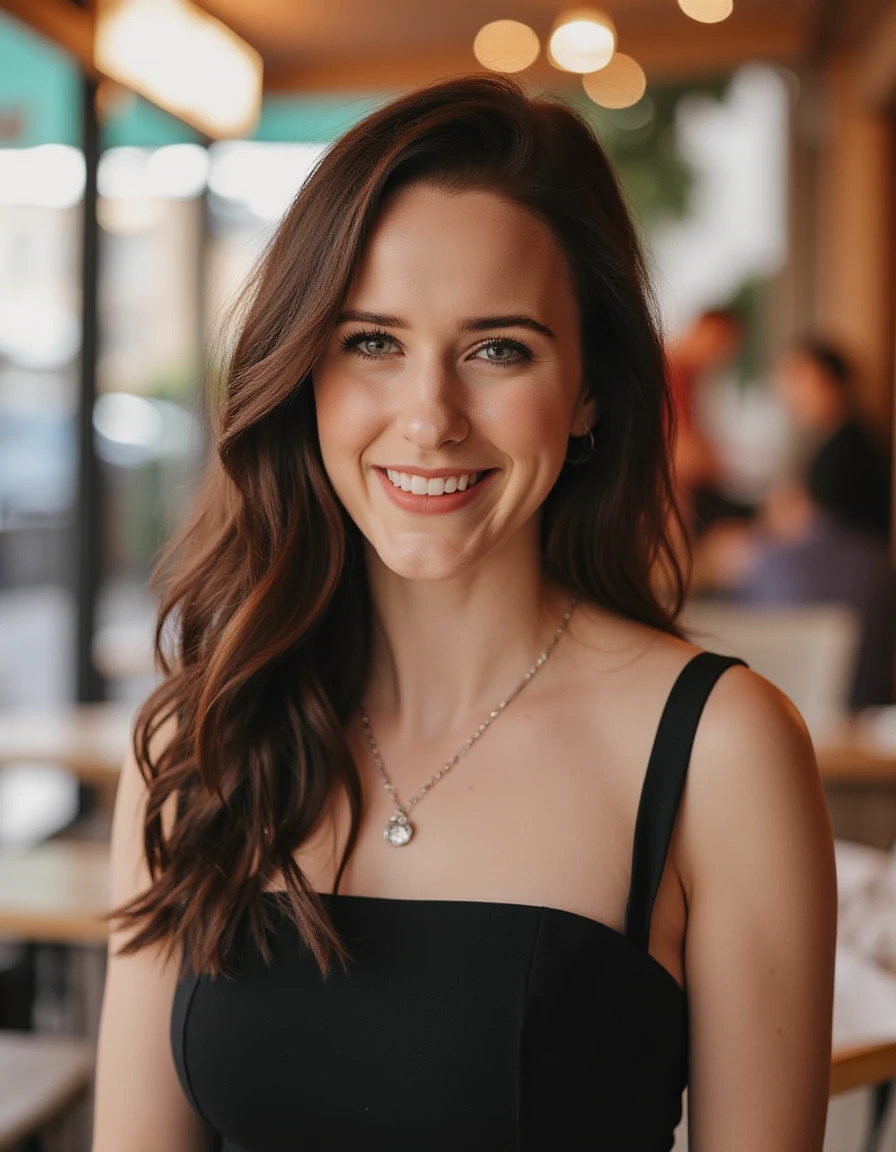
[340,331,399,359]
[474,339,530,366]
[359,336,395,356]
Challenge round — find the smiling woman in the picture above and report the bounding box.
[93,76,836,1152]
[313,185,591,581]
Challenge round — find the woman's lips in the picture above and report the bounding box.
[375,467,497,514]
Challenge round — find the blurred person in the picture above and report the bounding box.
[775,338,891,539]
[666,307,755,534]
[692,339,896,707]
[667,307,744,438]
[93,77,835,1152]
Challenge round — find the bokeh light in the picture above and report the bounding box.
[473,20,540,73]
[548,8,616,74]
[582,53,647,109]
[677,0,734,24]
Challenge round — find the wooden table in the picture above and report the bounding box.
[819,725,896,846]
[831,1042,896,1152]
[831,1040,896,1094]
[0,703,132,790]
[818,737,896,783]
[0,841,110,945]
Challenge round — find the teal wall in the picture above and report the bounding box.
[0,13,80,147]
[0,10,385,150]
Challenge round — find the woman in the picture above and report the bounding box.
[93,76,836,1151]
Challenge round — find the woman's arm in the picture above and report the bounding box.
[680,666,837,1151]
[93,723,217,1152]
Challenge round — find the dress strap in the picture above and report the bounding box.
[624,652,747,951]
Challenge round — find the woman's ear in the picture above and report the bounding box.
[569,393,600,437]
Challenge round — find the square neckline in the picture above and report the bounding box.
[260,888,687,998]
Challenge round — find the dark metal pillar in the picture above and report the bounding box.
[74,75,104,705]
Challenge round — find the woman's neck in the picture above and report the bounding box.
[362,538,572,741]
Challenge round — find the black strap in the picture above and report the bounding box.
[624,652,747,951]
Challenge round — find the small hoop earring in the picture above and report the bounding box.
[564,426,595,466]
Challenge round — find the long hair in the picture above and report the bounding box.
[112,74,687,976]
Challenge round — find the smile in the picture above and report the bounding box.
[374,467,497,514]
[384,469,483,496]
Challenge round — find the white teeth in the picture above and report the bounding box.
[383,470,484,495]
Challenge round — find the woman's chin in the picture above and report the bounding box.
[367,537,484,583]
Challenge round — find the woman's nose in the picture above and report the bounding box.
[393,365,469,452]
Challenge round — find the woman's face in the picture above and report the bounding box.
[312,183,592,582]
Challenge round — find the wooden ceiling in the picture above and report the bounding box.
[4,0,895,95]
[201,0,822,90]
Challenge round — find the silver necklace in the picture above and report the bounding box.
[359,596,577,847]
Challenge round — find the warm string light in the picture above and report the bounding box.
[474,0,732,96]
[548,8,616,73]
[94,0,263,139]
[582,53,647,109]
[677,0,734,23]
[473,20,541,73]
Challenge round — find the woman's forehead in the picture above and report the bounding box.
[345,184,577,325]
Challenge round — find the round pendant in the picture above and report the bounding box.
[384,813,413,847]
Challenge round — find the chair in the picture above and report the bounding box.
[681,600,861,740]
[0,1031,93,1151]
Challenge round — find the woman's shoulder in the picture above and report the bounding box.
[563,596,706,692]
[570,602,830,894]
[566,595,811,761]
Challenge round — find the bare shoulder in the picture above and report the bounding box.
[562,596,701,683]
[560,596,823,812]
[566,596,811,746]
[685,660,820,805]
[675,658,833,898]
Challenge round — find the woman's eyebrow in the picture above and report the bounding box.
[459,315,556,340]
[337,309,408,328]
[335,310,556,340]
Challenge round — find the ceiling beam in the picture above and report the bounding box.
[2,0,811,101]
[858,0,896,106]
[264,13,810,93]
[0,0,97,77]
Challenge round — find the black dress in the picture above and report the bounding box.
[172,652,745,1151]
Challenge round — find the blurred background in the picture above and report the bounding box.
[1,0,896,1149]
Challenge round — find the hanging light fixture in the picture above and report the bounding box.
[474,20,540,73]
[583,53,647,109]
[94,0,263,140]
[548,8,616,74]
[677,0,734,23]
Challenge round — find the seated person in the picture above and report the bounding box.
[775,339,891,539]
[692,336,895,708]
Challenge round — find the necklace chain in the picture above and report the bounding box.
[359,596,577,846]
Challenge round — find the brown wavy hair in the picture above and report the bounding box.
[112,74,687,977]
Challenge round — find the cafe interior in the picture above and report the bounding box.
[2,0,896,1148]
